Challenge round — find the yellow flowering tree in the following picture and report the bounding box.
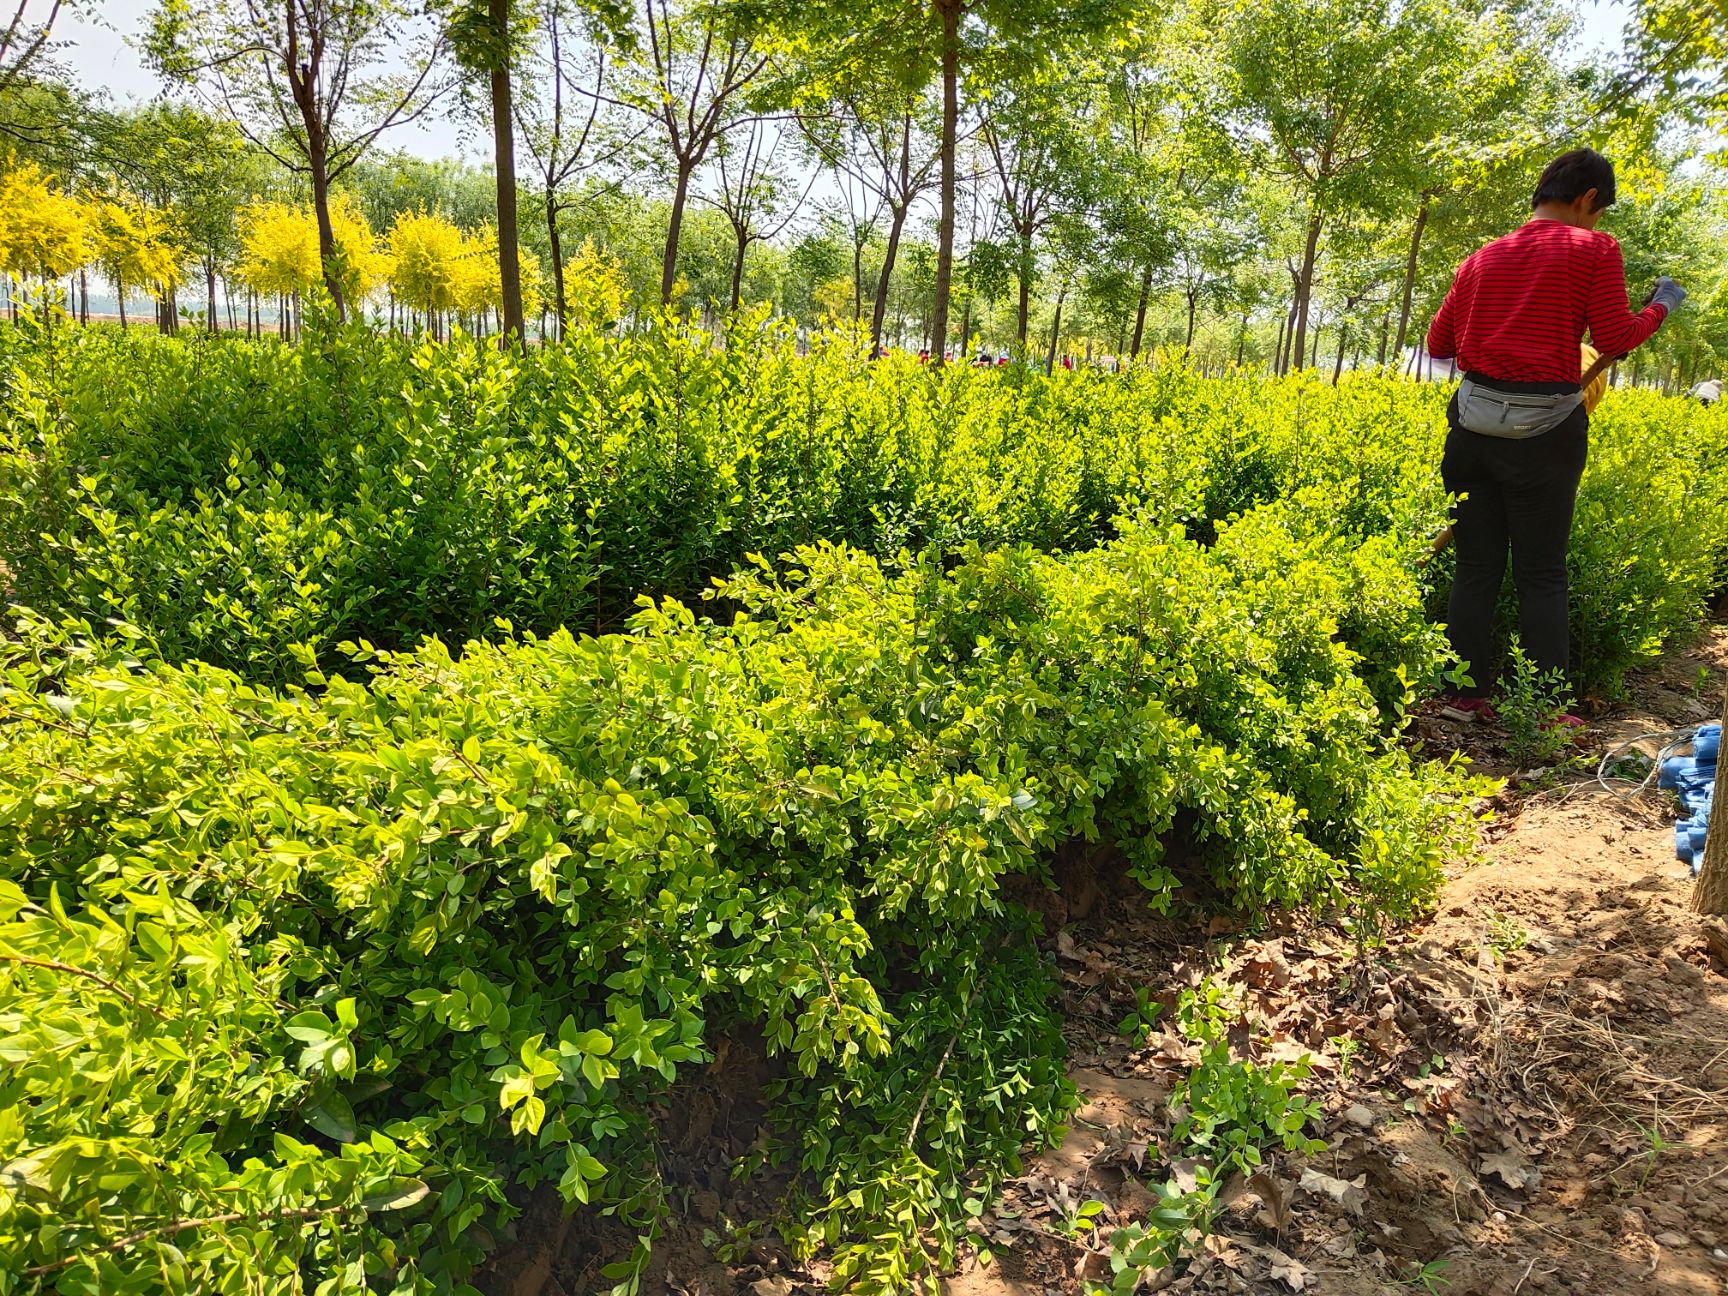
[387,209,466,334]
[385,210,541,339]
[90,193,182,329]
[238,196,387,315]
[330,195,390,304]
[236,200,320,299]
[453,221,501,321]
[563,239,626,332]
[0,163,91,290]
[812,275,854,321]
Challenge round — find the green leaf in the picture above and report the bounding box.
[284,1011,332,1044]
[360,1178,432,1212]
[135,922,173,961]
[303,1092,357,1143]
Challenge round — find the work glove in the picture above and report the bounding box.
[1648,276,1687,314]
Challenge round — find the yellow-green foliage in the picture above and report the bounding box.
[385,208,524,320]
[90,192,182,299]
[385,209,465,315]
[0,162,90,282]
[237,196,388,303]
[0,523,1479,1290]
[7,310,1724,1292]
[2,314,1723,700]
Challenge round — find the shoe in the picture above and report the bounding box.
[1439,696,1497,722]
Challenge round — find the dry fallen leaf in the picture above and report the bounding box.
[1202,1233,1246,1269]
[1322,1230,1357,1259]
[1073,1249,1111,1281]
[1169,1157,1203,1195]
[1248,1170,1292,1231]
[1479,1147,1536,1190]
[1298,1167,1368,1216]
[1267,1248,1311,1291]
[1242,940,1292,989]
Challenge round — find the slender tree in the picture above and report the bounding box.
[618,0,770,304]
[516,0,642,336]
[1212,0,1459,371]
[104,104,263,334]
[754,0,1130,362]
[981,75,1084,347]
[146,0,449,321]
[800,86,943,352]
[702,116,813,309]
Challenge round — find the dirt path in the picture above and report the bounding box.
[946,632,1728,1296]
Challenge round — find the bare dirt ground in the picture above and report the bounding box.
[483,633,1728,1296]
[947,630,1728,1296]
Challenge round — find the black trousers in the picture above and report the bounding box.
[1441,379,1588,698]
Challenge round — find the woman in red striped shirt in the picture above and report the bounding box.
[1426,148,1683,720]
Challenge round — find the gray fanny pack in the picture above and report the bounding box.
[1455,377,1582,439]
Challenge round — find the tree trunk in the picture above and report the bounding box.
[1377,312,1390,366]
[929,0,960,366]
[1015,232,1033,345]
[1694,682,1728,913]
[958,296,972,357]
[117,285,126,329]
[1129,264,1152,360]
[871,204,908,358]
[1236,312,1249,367]
[1273,309,1286,375]
[730,230,747,312]
[284,7,348,323]
[490,0,525,348]
[1393,196,1430,363]
[661,162,694,305]
[546,195,567,338]
[79,266,87,325]
[206,261,218,333]
[1184,287,1198,350]
[852,236,863,321]
[1332,321,1348,384]
[1310,318,1321,369]
[1290,204,1323,372]
[303,136,346,321]
[1045,285,1066,375]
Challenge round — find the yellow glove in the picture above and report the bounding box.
[1580,343,1609,414]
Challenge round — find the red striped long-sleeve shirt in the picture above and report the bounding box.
[1426,219,1666,383]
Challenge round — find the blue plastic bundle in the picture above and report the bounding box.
[1662,724,1721,874]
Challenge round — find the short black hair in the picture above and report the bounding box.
[1532,149,1616,211]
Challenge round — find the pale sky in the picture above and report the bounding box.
[58,0,483,160]
[63,0,1634,170]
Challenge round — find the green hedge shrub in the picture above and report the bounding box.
[0,525,1478,1292]
[5,317,1721,697]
